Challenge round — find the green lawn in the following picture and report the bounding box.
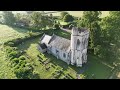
[84,55,112,79]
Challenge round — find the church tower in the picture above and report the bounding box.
[70,27,89,67]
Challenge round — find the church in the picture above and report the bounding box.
[38,27,89,67]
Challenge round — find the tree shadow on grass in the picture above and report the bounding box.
[7,25,42,34]
[17,36,41,51]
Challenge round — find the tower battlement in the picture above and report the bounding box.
[72,27,89,36]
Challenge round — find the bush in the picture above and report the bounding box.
[19,55,26,60]
[14,67,28,79]
[6,46,14,53]
[19,60,26,66]
[32,72,40,79]
[7,42,14,46]
[27,31,34,37]
[79,74,86,79]
[9,51,19,58]
[53,24,60,30]
[14,63,33,79]
[12,58,19,64]
[63,14,74,22]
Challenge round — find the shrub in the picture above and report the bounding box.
[7,42,14,46]
[6,46,14,53]
[32,72,40,79]
[79,74,86,79]
[63,14,74,22]
[19,55,26,60]
[19,60,26,66]
[53,24,60,30]
[27,31,34,37]
[12,58,19,64]
[9,51,19,58]
[14,67,28,79]
[14,64,33,79]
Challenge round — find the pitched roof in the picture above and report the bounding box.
[48,35,71,52]
[41,34,52,45]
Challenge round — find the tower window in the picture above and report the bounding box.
[77,39,80,46]
[56,50,59,54]
[63,53,66,58]
[76,39,80,49]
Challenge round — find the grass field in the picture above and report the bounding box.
[0,24,30,43]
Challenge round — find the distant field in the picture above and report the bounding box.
[46,11,109,18]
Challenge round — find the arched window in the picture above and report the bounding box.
[76,39,80,49]
[77,39,80,46]
[63,53,66,58]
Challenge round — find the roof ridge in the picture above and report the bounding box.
[53,34,70,41]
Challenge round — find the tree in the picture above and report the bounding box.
[53,23,60,29]
[30,12,44,29]
[63,14,74,22]
[99,11,120,61]
[2,11,16,25]
[15,13,30,27]
[30,12,54,29]
[60,11,69,19]
[77,11,102,51]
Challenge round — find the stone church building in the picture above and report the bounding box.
[38,27,89,67]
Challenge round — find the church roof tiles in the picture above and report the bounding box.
[48,35,71,52]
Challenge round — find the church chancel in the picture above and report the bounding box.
[38,27,89,67]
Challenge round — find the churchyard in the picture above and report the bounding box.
[0,24,113,79]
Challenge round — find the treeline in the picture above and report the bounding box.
[0,11,76,30]
[1,11,59,30]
